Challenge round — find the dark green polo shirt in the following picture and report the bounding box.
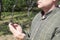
[29,7,60,40]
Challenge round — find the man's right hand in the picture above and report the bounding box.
[8,22,26,40]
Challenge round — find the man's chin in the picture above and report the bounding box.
[38,6,43,8]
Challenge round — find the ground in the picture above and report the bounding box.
[0,35,17,40]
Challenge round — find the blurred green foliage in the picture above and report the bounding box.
[2,0,27,12]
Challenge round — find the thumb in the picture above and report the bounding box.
[8,22,13,28]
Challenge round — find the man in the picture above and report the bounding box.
[8,0,60,40]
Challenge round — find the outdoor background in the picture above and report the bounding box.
[0,0,60,40]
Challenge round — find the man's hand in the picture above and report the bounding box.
[8,22,26,40]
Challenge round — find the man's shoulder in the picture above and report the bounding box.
[53,7,60,23]
[31,12,41,25]
[56,7,60,17]
[34,12,41,18]
[55,7,60,12]
[48,7,60,24]
[54,7,60,17]
[32,12,41,21]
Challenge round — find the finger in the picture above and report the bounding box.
[13,23,18,27]
[8,22,13,28]
[8,23,18,29]
[8,23,17,33]
[16,25,23,33]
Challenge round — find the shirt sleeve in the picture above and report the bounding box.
[22,30,30,40]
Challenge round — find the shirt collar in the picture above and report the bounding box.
[41,10,52,20]
[41,7,58,20]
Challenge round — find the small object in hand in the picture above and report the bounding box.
[11,23,18,29]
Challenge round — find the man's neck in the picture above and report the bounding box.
[42,5,56,14]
